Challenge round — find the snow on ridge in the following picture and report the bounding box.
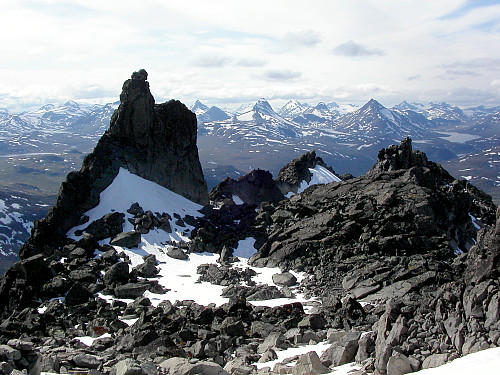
[295,165,341,195]
[380,107,396,122]
[63,168,316,309]
[67,168,203,238]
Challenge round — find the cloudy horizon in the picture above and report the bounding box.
[1,0,499,112]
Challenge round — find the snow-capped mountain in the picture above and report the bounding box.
[206,98,302,139]
[0,101,115,136]
[191,100,231,123]
[328,102,360,115]
[393,101,471,123]
[278,99,310,118]
[191,100,209,115]
[0,101,115,155]
[278,100,357,127]
[333,98,433,139]
[466,110,500,137]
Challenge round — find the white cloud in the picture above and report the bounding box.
[332,40,385,57]
[283,30,321,48]
[0,0,499,110]
[259,70,302,82]
[192,55,233,68]
[236,58,267,67]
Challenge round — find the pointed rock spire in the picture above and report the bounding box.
[19,69,208,259]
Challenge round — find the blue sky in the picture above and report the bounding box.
[1,0,499,111]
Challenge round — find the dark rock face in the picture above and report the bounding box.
[250,138,497,300]
[209,151,338,206]
[464,206,500,284]
[370,137,428,173]
[275,150,337,195]
[209,169,284,205]
[19,69,208,259]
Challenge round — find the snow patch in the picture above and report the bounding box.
[294,165,341,195]
[67,168,203,239]
[232,195,244,205]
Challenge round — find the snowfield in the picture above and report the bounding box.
[66,168,316,311]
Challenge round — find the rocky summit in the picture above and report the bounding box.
[0,72,499,375]
[19,69,208,259]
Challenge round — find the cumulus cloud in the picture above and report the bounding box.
[332,40,385,57]
[283,30,321,48]
[192,55,232,68]
[259,69,302,81]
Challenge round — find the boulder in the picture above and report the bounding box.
[0,345,21,362]
[80,212,125,240]
[114,283,149,299]
[135,255,159,278]
[104,261,129,284]
[298,314,327,330]
[386,352,412,375]
[160,357,229,375]
[421,353,449,370]
[292,351,329,375]
[272,272,298,287]
[258,332,288,354]
[65,282,93,306]
[167,248,189,260]
[110,231,141,248]
[72,353,101,369]
[320,331,361,366]
[113,358,143,375]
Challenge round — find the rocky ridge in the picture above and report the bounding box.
[275,150,341,195]
[19,69,208,259]
[209,151,341,206]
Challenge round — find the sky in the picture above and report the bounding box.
[1,0,500,112]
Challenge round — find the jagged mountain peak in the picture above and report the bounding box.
[279,100,311,119]
[364,98,385,109]
[253,98,274,112]
[63,100,80,108]
[314,102,329,111]
[393,100,425,112]
[191,100,209,115]
[276,150,341,195]
[197,105,231,123]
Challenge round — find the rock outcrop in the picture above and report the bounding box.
[209,151,338,205]
[275,150,337,195]
[19,69,208,259]
[250,138,496,299]
[209,169,285,205]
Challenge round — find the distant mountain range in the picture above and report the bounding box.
[0,97,498,263]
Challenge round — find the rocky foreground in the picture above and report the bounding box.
[0,71,499,375]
